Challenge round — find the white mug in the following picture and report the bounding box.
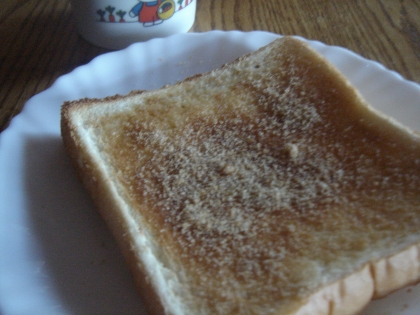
[70,0,196,50]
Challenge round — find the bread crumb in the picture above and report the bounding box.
[285,143,299,159]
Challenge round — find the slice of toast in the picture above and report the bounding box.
[61,37,420,315]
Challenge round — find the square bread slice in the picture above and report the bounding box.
[61,37,420,315]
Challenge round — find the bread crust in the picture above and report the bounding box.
[372,243,420,298]
[62,103,167,315]
[61,37,420,315]
[294,243,420,315]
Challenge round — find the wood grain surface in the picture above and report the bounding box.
[1,0,419,132]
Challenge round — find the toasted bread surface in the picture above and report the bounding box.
[61,37,420,315]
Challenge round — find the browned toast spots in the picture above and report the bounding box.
[61,37,420,315]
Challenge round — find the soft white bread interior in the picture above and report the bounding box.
[61,37,420,315]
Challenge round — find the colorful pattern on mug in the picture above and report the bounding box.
[96,0,194,26]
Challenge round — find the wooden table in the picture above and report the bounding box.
[1,0,419,133]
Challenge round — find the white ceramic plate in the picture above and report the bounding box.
[1,31,420,315]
